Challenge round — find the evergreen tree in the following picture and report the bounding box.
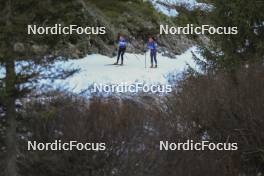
[165,0,264,71]
[0,1,91,175]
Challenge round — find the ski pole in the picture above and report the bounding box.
[128,42,143,63]
[144,52,146,68]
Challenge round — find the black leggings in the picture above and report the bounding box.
[117,47,126,63]
[150,51,157,65]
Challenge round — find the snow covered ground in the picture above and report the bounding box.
[152,0,212,17]
[44,47,200,93]
[152,0,179,17]
[0,47,201,94]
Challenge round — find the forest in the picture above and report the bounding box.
[0,0,264,176]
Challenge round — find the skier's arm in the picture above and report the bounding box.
[115,40,119,51]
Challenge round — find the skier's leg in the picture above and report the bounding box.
[150,52,154,68]
[120,48,125,65]
[115,49,121,64]
[154,52,157,67]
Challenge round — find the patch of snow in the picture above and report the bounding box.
[152,0,179,17]
[0,67,5,79]
[43,47,200,93]
[152,0,212,16]
[0,47,202,95]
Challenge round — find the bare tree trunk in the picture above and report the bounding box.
[5,60,18,176]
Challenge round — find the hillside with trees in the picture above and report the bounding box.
[0,0,264,176]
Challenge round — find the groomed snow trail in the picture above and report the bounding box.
[48,47,199,93]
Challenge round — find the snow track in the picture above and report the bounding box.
[47,47,199,93]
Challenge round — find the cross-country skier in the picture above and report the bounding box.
[114,35,127,65]
[145,37,158,68]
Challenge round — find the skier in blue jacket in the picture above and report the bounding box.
[146,37,158,68]
[114,35,127,65]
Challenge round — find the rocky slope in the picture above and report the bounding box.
[3,0,194,60]
[69,0,194,58]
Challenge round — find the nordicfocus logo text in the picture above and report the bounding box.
[160,24,238,35]
[27,140,106,151]
[91,83,172,94]
[27,24,106,35]
[160,140,238,151]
